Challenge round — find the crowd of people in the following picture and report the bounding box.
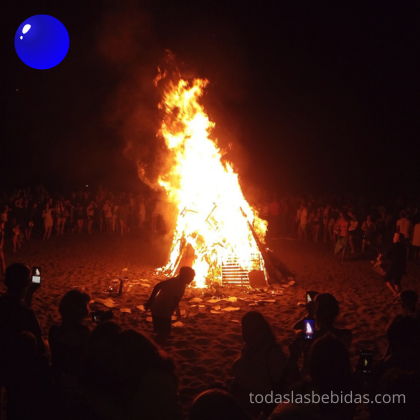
[259,193,420,257]
[0,185,168,274]
[1,186,420,419]
[1,263,419,420]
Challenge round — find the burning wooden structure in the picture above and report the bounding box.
[155,75,286,287]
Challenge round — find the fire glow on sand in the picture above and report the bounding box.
[155,74,267,288]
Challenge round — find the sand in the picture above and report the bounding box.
[2,232,419,419]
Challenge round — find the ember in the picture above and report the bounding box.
[156,75,267,287]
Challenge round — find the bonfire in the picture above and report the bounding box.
[156,75,268,288]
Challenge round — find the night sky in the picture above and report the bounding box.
[3,0,419,198]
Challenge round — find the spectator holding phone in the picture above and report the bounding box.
[144,266,195,344]
[0,263,45,357]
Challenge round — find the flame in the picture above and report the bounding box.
[306,322,313,335]
[157,77,267,287]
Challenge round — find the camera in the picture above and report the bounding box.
[91,310,114,323]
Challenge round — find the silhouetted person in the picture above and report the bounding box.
[49,289,91,382]
[144,266,195,344]
[1,331,55,420]
[370,315,420,419]
[383,232,406,298]
[400,290,419,321]
[271,334,354,420]
[291,293,352,376]
[190,389,253,420]
[372,368,420,420]
[231,311,288,417]
[82,329,183,420]
[0,263,45,358]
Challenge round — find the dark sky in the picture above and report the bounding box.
[2,0,419,198]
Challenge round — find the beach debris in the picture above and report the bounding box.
[189,297,203,303]
[146,317,153,322]
[210,310,224,314]
[95,298,119,308]
[213,305,221,310]
[172,321,184,327]
[222,306,240,312]
[260,299,276,303]
[248,303,258,307]
[297,301,306,307]
[122,268,128,272]
[120,308,132,313]
[288,280,295,286]
[136,304,146,311]
[221,297,237,302]
[207,298,221,304]
[140,283,151,288]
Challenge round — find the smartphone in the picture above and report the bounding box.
[31,266,41,284]
[306,291,318,304]
[303,319,315,340]
[359,350,373,373]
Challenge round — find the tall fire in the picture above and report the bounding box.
[156,76,268,288]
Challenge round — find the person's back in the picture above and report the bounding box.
[150,277,187,318]
[82,329,182,420]
[0,263,45,359]
[396,213,412,239]
[231,311,288,417]
[49,290,91,381]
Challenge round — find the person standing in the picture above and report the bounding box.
[383,233,407,298]
[334,212,349,261]
[296,203,308,241]
[86,201,97,234]
[0,222,5,275]
[347,210,359,255]
[411,220,420,263]
[396,211,412,263]
[144,266,195,344]
[42,203,54,241]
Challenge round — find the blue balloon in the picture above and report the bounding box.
[15,15,69,70]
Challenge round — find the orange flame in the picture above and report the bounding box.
[157,77,267,287]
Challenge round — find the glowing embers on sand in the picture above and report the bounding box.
[157,77,267,287]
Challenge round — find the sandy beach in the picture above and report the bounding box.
[2,232,419,419]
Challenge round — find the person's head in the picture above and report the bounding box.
[400,210,407,219]
[400,290,418,314]
[386,315,420,357]
[378,368,420,420]
[87,321,121,364]
[315,293,339,328]
[309,334,352,393]
[241,311,276,348]
[59,289,90,325]
[367,214,372,222]
[106,329,176,404]
[178,266,195,284]
[4,263,31,298]
[190,389,253,420]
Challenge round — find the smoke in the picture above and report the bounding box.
[96,0,167,190]
[97,1,253,198]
